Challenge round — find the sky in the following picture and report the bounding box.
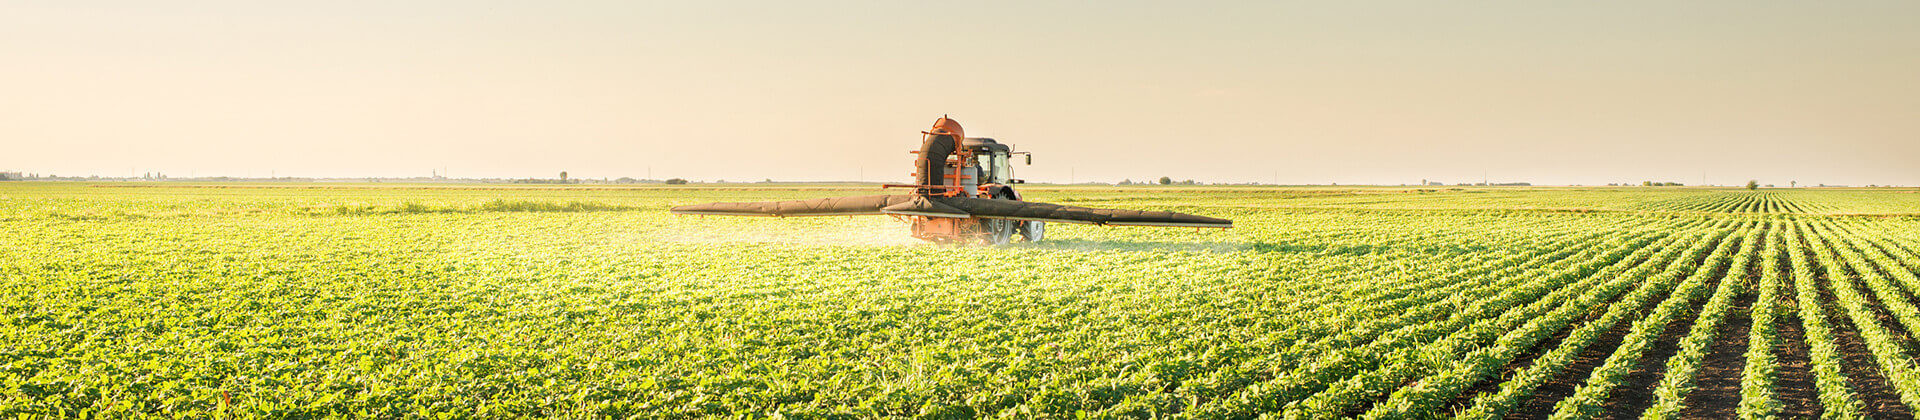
[3,1,1917,186]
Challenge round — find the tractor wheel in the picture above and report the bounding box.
[981,185,1021,245]
[1016,220,1045,242]
[983,218,1014,245]
[985,184,1044,243]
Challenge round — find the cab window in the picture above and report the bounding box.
[975,154,996,182]
[994,153,1013,183]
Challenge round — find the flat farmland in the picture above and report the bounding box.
[5,183,1920,418]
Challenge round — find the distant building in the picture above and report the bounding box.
[0,171,21,181]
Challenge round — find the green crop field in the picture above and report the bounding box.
[6,183,1920,418]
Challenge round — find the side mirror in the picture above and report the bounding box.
[1025,154,1032,165]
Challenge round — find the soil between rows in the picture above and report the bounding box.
[1804,241,1914,419]
[1505,295,1643,419]
[1341,234,1658,418]
[1593,242,1733,419]
[1768,227,1826,418]
[1773,298,1826,418]
[1435,232,1685,415]
[1444,315,1571,414]
[1816,230,1920,353]
[1501,229,1731,419]
[1676,278,1755,418]
[1679,226,1772,418]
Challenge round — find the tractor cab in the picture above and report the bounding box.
[962,137,1020,186]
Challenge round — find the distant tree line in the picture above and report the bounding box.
[1115,177,1200,185]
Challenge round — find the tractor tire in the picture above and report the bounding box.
[1016,220,1044,242]
[983,218,1014,245]
[981,184,1021,245]
[985,184,1044,243]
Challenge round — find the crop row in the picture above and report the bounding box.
[1638,223,1764,418]
[1304,219,1735,417]
[1736,221,1786,418]
[1303,219,1723,418]
[1361,219,1733,419]
[1174,217,1688,416]
[1799,221,1920,414]
[1443,221,1735,419]
[1166,219,1649,401]
[1636,192,1806,214]
[1183,217,1707,417]
[1100,215,1634,413]
[1543,221,1752,419]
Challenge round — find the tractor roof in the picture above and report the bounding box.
[962,137,1010,153]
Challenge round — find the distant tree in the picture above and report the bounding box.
[1790,180,1797,188]
[1642,181,1653,187]
[1159,176,1172,185]
[665,178,688,185]
[559,171,568,181]
[1747,180,1758,190]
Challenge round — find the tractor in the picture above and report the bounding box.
[671,116,1232,245]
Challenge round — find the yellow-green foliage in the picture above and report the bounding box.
[2,183,1918,417]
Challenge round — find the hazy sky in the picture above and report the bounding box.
[5,1,1917,185]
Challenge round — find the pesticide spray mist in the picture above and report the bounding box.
[653,215,1247,252]
[653,216,923,247]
